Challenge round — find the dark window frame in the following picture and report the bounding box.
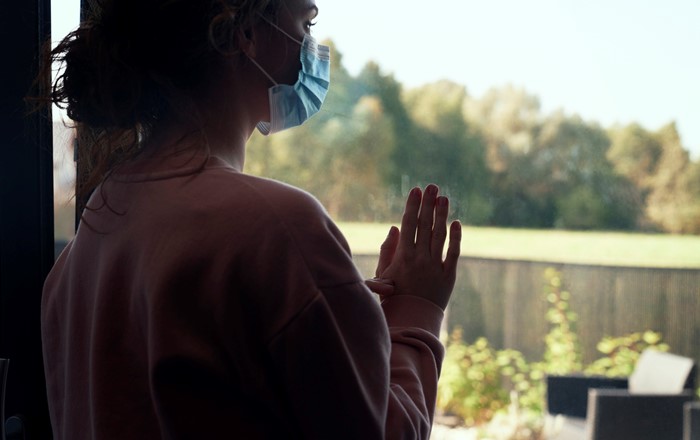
[0,0,55,437]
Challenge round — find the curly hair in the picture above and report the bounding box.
[36,0,280,205]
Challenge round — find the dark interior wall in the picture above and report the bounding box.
[0,0,54,437]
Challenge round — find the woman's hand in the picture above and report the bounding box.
[372,185,461,310]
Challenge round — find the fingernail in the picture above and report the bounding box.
[410,187,421,198]
[426,184,438,195]
[438,196,448,206]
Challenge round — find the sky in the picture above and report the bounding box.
[52,0,700,159]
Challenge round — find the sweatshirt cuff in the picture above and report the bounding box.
[381,295,444,338]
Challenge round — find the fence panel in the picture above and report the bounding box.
[353,255,700,365]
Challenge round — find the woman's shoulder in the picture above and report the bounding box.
[194,165,339,241]
[198,169,359,287]
[244,174,322,210]
[206,168,327,221]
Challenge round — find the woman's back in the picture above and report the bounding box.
[42,153,398,438]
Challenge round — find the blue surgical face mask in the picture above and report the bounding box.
[248,21,330,135]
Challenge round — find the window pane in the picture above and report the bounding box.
[53,122,75,242]
[51,0,80,243]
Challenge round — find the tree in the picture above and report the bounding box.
[402,80,492,224]
[607,123,663,191]
[244,39,696,233]
[317,96,396,220]
[677,161,700,233]
[645,122,696,233]
[355,62,414,204]
[500,112,642,230]
[463,84,542,173]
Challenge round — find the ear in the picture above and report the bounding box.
[236,25,257,58]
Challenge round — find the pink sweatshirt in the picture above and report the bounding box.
[42,153,445,439]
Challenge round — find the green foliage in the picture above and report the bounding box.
[608,123,662,190]
[401,81,492,224]
[437,268,674,430]
[606,122,700,233]
[677,161,700,234]
[475,393,554,440]
[542,268,582,374]
[437,330,544,426]
[245,40,698,234]
[555,186,608,230]
[585,331,670,377]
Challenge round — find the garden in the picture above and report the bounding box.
[433,268,685,440]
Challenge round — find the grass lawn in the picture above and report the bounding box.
[337,222,700,268]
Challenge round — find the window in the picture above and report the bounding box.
[45,2,700,433]
[309,2,700,433]
[52,0,80,243]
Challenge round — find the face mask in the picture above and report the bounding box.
[248,21,331,135]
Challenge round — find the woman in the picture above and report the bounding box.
[41,0,462,438]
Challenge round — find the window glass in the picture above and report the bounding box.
[51,0,80,243]
[46,0,699,433]
[306,3,700,431]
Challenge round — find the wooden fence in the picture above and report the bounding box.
[52,240,700,366]
[353,255,700,365]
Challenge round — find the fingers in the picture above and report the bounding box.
[444,220,462,274]
[365,279,395,297]
[415,184,439,250]
[399,187,421,249]
[431,196,449,260]
[376,226,399,277]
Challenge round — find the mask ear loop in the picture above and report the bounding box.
[247,14,303,87]
[247,56,279,86]
[257,13,304,45]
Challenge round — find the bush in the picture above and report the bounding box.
[585,331,669,377]
[438,330,545,427]
[541,268,581,375]
[437,268,673,432]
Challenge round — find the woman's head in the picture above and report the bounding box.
[53,0,282,130]
[46,0,317,201]
[44,0,324,205]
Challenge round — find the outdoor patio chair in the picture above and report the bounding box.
[546,373,629,419]
[686,402,700,440]
[587,388,694,440]
[546,349,697,440]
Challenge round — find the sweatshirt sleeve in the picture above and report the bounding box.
[267,276,445,440]
[382,295,446,440]
[241,178,446,439]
